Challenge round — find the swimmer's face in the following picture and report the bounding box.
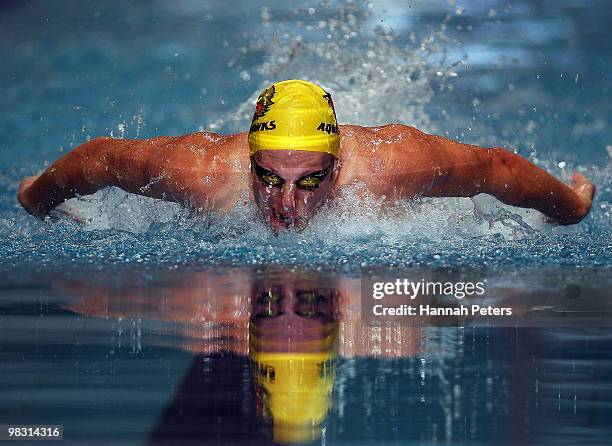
[250,275,338,345]
[250,150,338,232]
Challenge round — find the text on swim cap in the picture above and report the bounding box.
[317,358,335,378]
[251,359,276,383]
[317,122,339,135]
[250,120,277,133]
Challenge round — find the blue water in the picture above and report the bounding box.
[1,1,611,445]
[0,0,610,270]
[2,267,612,445]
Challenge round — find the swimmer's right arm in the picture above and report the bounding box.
[17,133,230,218]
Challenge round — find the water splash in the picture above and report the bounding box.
[1,0,609,270]
[211,1,455,133]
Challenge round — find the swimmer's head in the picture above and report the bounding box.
[248,79,340,156]
[248,80,341,232]
[249,270,339,444]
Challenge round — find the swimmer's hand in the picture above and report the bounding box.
[18,174,44,218]
[567,172,595,220]
[18,174,87,224]
[542,172,596,224]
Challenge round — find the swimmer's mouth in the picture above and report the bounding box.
[270,209,296,228]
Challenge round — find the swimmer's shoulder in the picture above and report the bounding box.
[336,125,383,187]
[343,122,424,138]
[338,124,372,159]
[166,131,250,166]
[335,124,424,189]
[339,123,422,150]
[338,123,422,161]
[169,131,246,150]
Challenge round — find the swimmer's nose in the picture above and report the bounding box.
[281,183,296,212]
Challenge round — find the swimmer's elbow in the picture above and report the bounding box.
[482,147,530,200]
[482,147,506,183]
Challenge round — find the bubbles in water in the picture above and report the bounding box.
[3,0,608,270]
[240,70,251,81]
[210,1,457,134]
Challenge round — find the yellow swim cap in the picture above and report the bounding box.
[249,322,338,444]
[248,79,340,157]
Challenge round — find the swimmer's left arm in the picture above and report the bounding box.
[381,125,595,225]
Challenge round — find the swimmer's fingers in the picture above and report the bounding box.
[542,172,595,225]
[567,172,595,222]
[19,174,87,224]
[569,172,596,207]
[17,174,43,218]
[18,174,40,193]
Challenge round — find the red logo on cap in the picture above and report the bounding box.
[253,85,276,120]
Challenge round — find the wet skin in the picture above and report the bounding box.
[251,150,337,231]
[18,124,596,228]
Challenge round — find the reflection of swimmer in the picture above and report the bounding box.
[61,269,423,358]
[19,80,594,232]
[62,269,345,445]
[61,270,254,355]
[248,272,339,444]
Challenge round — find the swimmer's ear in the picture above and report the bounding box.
[249,156,260,180]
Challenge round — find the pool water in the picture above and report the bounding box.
[0,0,611,445]
[2,267,612,445]
[0,0,610,270]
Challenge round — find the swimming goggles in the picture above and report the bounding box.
[252,159,333,191]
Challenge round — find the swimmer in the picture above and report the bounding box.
[18,79,595,232]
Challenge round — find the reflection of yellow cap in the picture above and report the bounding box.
[248,80,340,157]
[249,323,338,444]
